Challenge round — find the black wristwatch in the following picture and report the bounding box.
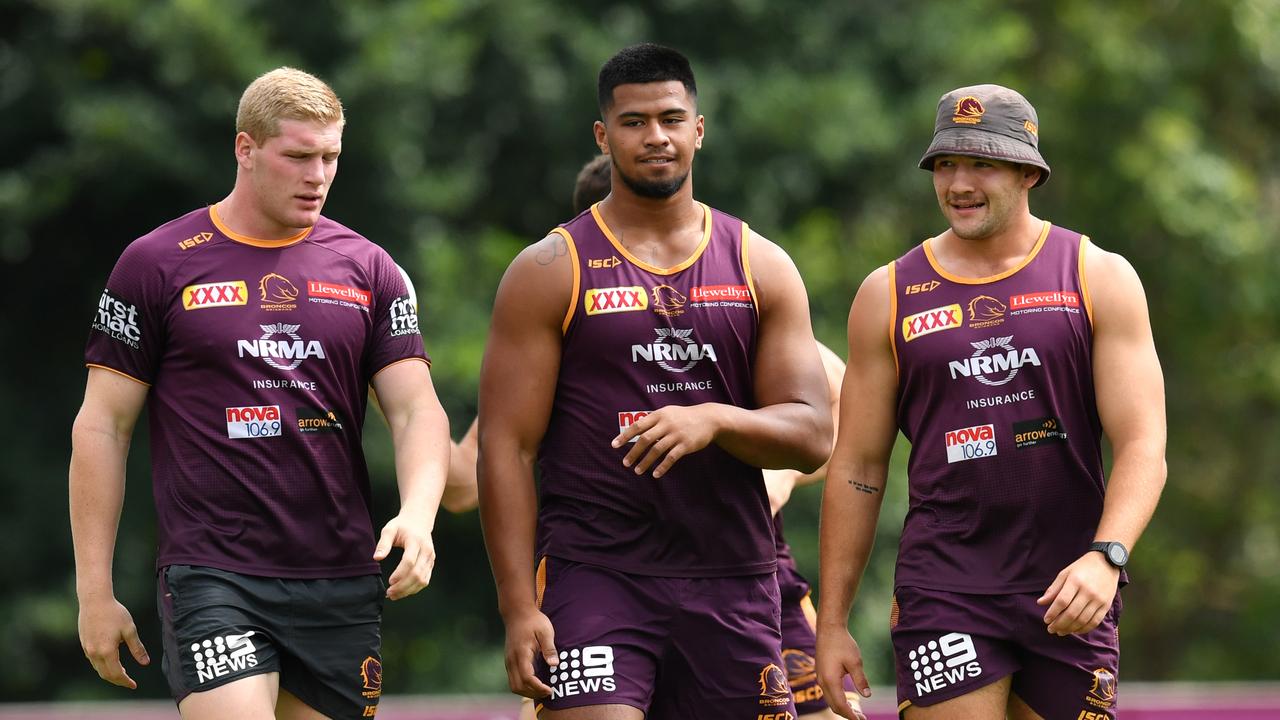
[1089,541,1129,569]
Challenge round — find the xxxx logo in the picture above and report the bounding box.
[585,286,648,316]
[902,304,962,342]
[183,281,248,310]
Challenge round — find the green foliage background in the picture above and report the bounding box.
[3,0,1278,700]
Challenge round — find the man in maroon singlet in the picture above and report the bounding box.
[815,85,1167,720]
[70,67,451,719]
[479,45,833,719]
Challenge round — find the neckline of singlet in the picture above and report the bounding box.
[921,220,1051,285]
[209,203,313,248]
[589,201,713,276]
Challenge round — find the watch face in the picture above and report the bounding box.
[1107,544,1128,566]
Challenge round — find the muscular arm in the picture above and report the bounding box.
[441,417,479,513]
[1038,244,1167,634]
[1089,247,1166,550]
[478,233,571,697]
[763,342,847,514]
[616,231,833,476]
[369,358,451,600]
[815,266,899,717]
[70,367,150,689]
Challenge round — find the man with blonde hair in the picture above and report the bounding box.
[71,66,451,719]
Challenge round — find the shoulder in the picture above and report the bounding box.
[493,232,576,320]
[1081,239,1149,330]
[112,207,215,282]
[744,228,805,309]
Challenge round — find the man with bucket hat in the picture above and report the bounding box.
[814,84,1167,719]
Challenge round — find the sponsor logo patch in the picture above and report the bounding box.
[944,423,997,463]
[758,663,791,707]
[389,294,420,336]
[190,631,259,684]
[632,328,718,373]
[902,304,963,342]
[1014,416,1067,449]
[967,295,1006,329]
[183,281,248,310]
[298,407,344,433]
[910,632,983,699]
[585,286,647,315]
[92,289,142,349]
[238,324,326,371]
[587,256,622,269]
[692,284,751,302]
[258,273,299,311]
[948,335,1041,386]
[178,231,214,251]
[1010,290,1081,315]
[651,284,687,316]
[617,411,651,442]
[308,280,371,307]
[548,646,617,700]
[225,405,282,439]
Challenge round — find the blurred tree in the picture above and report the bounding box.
[1,0,1276,701]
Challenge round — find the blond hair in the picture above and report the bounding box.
[236,67,345,143]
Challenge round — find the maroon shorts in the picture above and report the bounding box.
[890,586,1121,718]
[780,592,859,715]
[532,556,797,719]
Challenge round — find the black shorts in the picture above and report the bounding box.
[157,564,385,719]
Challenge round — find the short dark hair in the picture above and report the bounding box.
[597,43,697,115]
[572,155,612,214]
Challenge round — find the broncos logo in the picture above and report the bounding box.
[758,663,791,701]
[967,295,1007,328]
[259,273,299,304]
[953,96,985,124]
[1090,668,1116,701]
[361,656,382,693]
[651,284,687,317]
[782,648,816,685]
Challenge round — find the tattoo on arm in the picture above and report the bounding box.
[535,236,568,266]
[848,480,881,495]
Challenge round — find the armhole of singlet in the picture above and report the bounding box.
[887,261,900,378]
[1078,235,1095,331]
[550,227,580,335]
[740,222,760,322]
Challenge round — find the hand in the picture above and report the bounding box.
[502,606,558,698]
[1037,551,1120,635]
[78,595,149,689]
[815,625,871,720]
[611,404,718,478]
[373,513,437,600]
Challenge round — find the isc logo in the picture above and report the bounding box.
[1076,713,1109,720]
[757,714,795,720]
[588,256,622,269]
[904,280,940,294]
[178,232,214,250]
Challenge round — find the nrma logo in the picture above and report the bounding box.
[948,335,1041,386]
[631,328,718,373]
[237,324,325,371]
[192,631,258,684]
